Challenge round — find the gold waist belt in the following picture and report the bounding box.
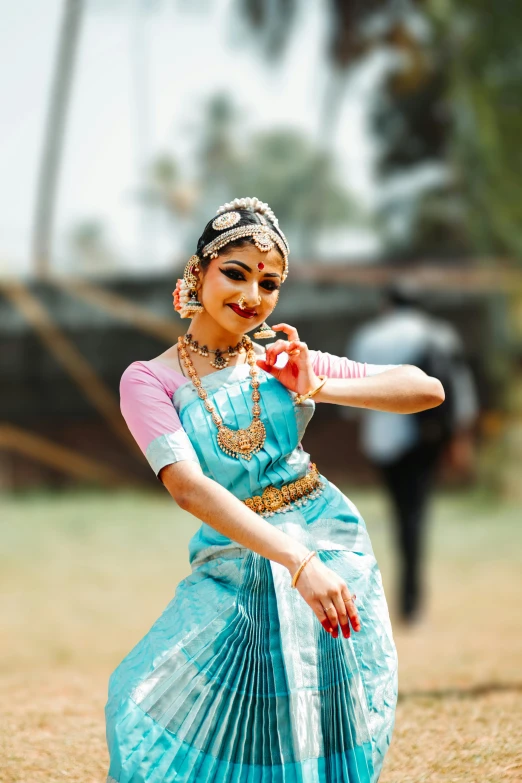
[243,463,324,517]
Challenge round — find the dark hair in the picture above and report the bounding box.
[383,282,422,309]
[195,209,287,273]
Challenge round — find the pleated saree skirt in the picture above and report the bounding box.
[105,478,398,783]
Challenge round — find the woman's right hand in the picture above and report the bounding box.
[290,553,361,639]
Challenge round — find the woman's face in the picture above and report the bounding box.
[197,244,284,335]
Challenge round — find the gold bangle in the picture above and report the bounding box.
[291,550,317,588]
[294,375,328,405]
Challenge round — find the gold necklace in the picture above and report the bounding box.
[182,333,247,369]
[177,334,266,460]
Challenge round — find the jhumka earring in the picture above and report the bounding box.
[254,286,278,339]
[173,255,204,318]
[253,322,277,339]
[183,255,204,316]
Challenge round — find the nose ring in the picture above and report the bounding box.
[237,294,261,310]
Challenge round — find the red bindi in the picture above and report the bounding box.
[257,262,265,270]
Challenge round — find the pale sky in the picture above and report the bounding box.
[0,0,383,276]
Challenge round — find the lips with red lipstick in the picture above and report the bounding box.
[227,303,258,319]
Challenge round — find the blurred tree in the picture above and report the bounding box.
[444,0,522,260]
[152,94,362,259]
[141,154,200,218]
[67,220,121,274]
[238,0,522,261]
[196,96,244,218]
[373,1,522,261]
[237,0,454,257]
[237,0,387,66]
[229,129,360,257]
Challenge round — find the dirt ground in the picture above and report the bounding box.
[1,488,521,782]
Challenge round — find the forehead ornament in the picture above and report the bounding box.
[201,224,288,281]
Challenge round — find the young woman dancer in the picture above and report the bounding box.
[105,196,444,782]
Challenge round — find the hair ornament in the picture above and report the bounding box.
[216,196,280,228]
[209,195,290,281]
[212,211,241,231]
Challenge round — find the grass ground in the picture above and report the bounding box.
[1,487,521,782]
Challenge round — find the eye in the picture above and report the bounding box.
[260,281,280,292]
[220,268,245,281]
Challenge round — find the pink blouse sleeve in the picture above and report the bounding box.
[310,349,367,379]
[310,350,401,379]
[120,361,200,479]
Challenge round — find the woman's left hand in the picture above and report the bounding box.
[255,323,321,395]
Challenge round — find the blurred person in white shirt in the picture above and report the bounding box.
[347,283,479,625]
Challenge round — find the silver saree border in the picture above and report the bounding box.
[145,430,200,476]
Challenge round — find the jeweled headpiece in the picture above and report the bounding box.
[203,196,289,282]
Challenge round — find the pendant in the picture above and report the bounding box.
[210,350,229,369]
[217,419,266,460]
[177,334,265,461]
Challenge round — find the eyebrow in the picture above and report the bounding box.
[222,259,281,279]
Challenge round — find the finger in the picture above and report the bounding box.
[321,618,334,635]
[270,323,299,341]
[265,340,301,364]
[313,602,334,635]
[265,340,308,366]
[323,602,339,638]
[264,339,291,366]
[331,591,351,639]
[284,340,308,359]
[255,358,277,375]
[341,584,361,632]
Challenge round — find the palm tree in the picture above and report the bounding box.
[31,0,85,278]
[441,0,522,259]
[239,0,522,260]
[237,1,430,135]
[166,94,361,258]
[31,0,165,278]
[237,1,448,254]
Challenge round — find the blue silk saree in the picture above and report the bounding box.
[106,361,398,782]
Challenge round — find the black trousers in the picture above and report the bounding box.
[374,440,446,620]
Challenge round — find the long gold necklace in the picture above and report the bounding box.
[177,334,266,460]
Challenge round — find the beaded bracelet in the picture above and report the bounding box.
[291,550,317,588]
[294,375,328,405]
